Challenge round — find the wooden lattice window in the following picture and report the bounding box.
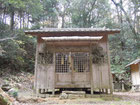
[55,53,70,73]
[73,52,89,72]
[38,51,53,64]
[55,52,89,73]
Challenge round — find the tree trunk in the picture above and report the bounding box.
[20,15,22,29]
[111,0,139,47]
[2,7,6,23]
[27,13,30,28]
[61,15,65,28]
[23,15,25,28]
[10,9,14,31]
[111,0,138,36]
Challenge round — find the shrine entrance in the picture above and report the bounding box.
[55,52,91,88]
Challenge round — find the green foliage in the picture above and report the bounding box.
[91,45,107,64]
[40,0,59,27]
[68,0,111,28]
[0,0,139,83]
[0,22,36,72]
[109,23,139,73]
[27,0,43,23]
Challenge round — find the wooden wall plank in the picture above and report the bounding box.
[91,35,111,90]
[92,64,101,89]
[35,42,55,91]
[35,35,112,93]
[131,64,140,86]
[106,36,113,93]
[98,37,110,89]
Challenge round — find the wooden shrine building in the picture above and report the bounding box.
[126,58,140,91]
[25,28,120,95]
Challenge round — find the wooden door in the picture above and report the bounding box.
[55,52,90,88]
[71,52,90,87]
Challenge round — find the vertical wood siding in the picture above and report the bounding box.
[131,64,140,85]
[35,35,112,91]
[35,42,55,91]
[91,35,111,89]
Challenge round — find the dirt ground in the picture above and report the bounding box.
[114,92,140,102]
[12,90,140,105]
[13,92,140,105]
[1,71,140,105]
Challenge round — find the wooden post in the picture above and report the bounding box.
[35,88,39,97]
[100,67,103,93]
[105,89,108,94]
[102,89,104,93]
[34,40,39,95]
[99,89,101,93]
[52,89,55,95]
[52,48,55,95]
[90,44,94,95]
[71,52,74,84]
[106,37,113,94]
[121,80,125,91]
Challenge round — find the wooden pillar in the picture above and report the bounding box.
[35,89,40,97]
[99,89,102,93]
[34,40,39,94]
[53,48,56,95]
[105,89,108,94]
[90,44,94,95]
[106,37,113,94]
[91,89,94,95]
[102,89,104,93]
[121,81,125,91]
[52,89,55,95]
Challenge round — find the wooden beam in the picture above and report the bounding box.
[41,36,103,41]
[45,41,98,46]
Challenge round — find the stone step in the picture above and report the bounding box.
[60,91,86,99]
[62,91,86,94]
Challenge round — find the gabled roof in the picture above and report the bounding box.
[25,28,120,37]
[125,58,140,67]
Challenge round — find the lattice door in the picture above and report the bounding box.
[55,52,90,85]
[55,52,70,73]
[55,52,89,73]
[72,52,89,72]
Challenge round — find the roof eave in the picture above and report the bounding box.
[25,30,120,37]
[125,59,140,67]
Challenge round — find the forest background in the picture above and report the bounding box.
[0,0,139,82]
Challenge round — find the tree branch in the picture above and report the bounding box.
[111,0,139,39]
[0,36,16,42]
